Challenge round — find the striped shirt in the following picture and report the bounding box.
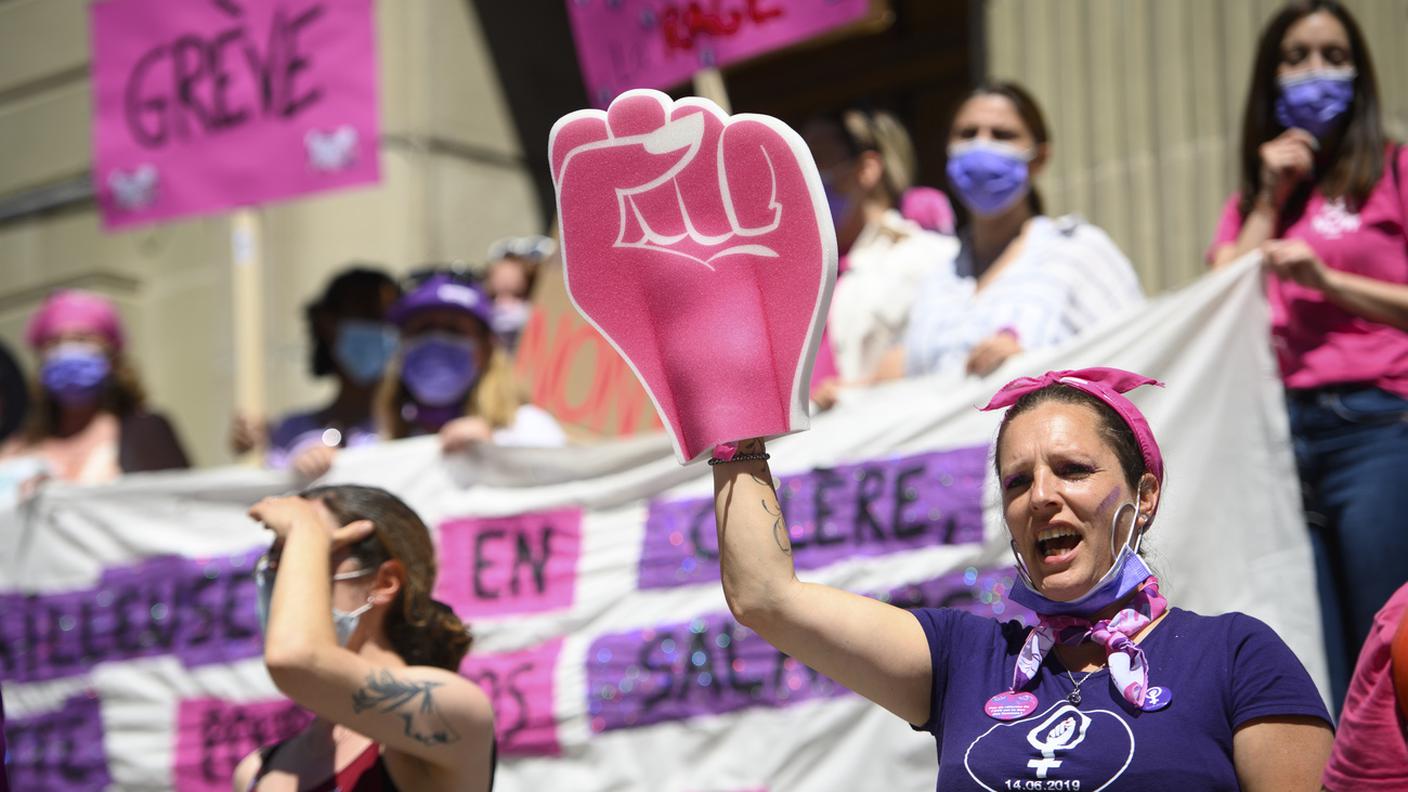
[904,215,1144,376]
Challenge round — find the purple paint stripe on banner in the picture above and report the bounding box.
[0,549,264,684]
[5,692,112,791]
[587,566,1030,732]
[640,445,989,590]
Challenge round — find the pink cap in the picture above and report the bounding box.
[899,186,956,235]
[981,367,1165,483]
[24,290,125,352]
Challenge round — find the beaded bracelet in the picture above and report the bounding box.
[707,452,770,466]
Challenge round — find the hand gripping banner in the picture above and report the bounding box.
[550,90,837,464]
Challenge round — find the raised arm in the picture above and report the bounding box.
[713,438,934,725]
[1211,129,1317,268]
[249,497,495,784]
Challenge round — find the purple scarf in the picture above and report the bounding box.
[1011,577,1167,707]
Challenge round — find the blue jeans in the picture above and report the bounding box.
[1287,385,1408,713]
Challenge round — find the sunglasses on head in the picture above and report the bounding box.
[400,264,483,293]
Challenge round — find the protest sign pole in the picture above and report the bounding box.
[230,207,266,460]
[692,68,731,112]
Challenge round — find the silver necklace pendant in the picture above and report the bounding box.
[1064,668,1095,706]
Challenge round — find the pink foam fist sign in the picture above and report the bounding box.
[550,90,837,463]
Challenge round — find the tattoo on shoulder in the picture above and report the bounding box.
[761,499,791,555]
[351,670,462,747]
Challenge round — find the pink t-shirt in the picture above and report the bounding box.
[1322,582,1408,791]
[1209,145,1408,395]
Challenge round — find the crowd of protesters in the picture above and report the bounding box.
[0,1,1405,789]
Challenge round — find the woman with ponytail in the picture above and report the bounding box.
[802,107,960,409]
[235,485,495,792]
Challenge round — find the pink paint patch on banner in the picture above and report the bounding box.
[461,639,564,756]
[434,509,583,618]
[90,0,380,229]
[566,0,872,107]
[172,698,313,792]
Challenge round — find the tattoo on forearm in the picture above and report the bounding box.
[351,670,461,747]
[761,499,791,555]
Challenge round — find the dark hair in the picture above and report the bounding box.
[302,484,473,671]
[1238,0,1385,219]
[816,108,918,204]
[994,384,1145,492]
[306,266,400,378]
[951,81,1050,217]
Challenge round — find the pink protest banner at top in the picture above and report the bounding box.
[551,90,837,463]
[566,0,873,107]
[90,0,380,229]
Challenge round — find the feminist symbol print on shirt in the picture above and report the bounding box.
[964,702,1134,791]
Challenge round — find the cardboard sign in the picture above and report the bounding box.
[513,252,666,440]
[89,0,380,228]
[565,0,874,106]
[551,90,836,463]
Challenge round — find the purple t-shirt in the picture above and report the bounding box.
[912,607,1330,791]
[265,410,379,470]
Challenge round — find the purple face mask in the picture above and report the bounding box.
[819,172,852,230]
[946,139,1033,217]
[40,343,111,405]
[1275,68,1356,140]
[400,333,479,407]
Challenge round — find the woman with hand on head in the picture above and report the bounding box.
[377,269,565,453]
[1207,0,1408,708]
[0,290,188,483]
[874,83,1142,383]
[712,368,1332,790]
[235,485,495,792]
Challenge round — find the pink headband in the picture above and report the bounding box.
[981,367,1165,483]
[24,290,125,352]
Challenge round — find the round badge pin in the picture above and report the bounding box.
[1140,686,1172,712]
[984,691,1039,721]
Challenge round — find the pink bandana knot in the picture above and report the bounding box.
[1010,577,1168,708]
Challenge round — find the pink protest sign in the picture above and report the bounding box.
[172,698,313,792]
[551,90,837,463]
[433,509,583,619]
[90,0,380,229]
[565,0,873,106]
[460,639,564,756]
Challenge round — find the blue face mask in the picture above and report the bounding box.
[1275,68,1356,140]
[254,556,375,646]
[40,343,111,405]
[400,333,480,407]
[334,320,398,386]
[1008,502,1151,617]
[946,139,1033,217]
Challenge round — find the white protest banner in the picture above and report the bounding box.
[0,257,1322,790]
